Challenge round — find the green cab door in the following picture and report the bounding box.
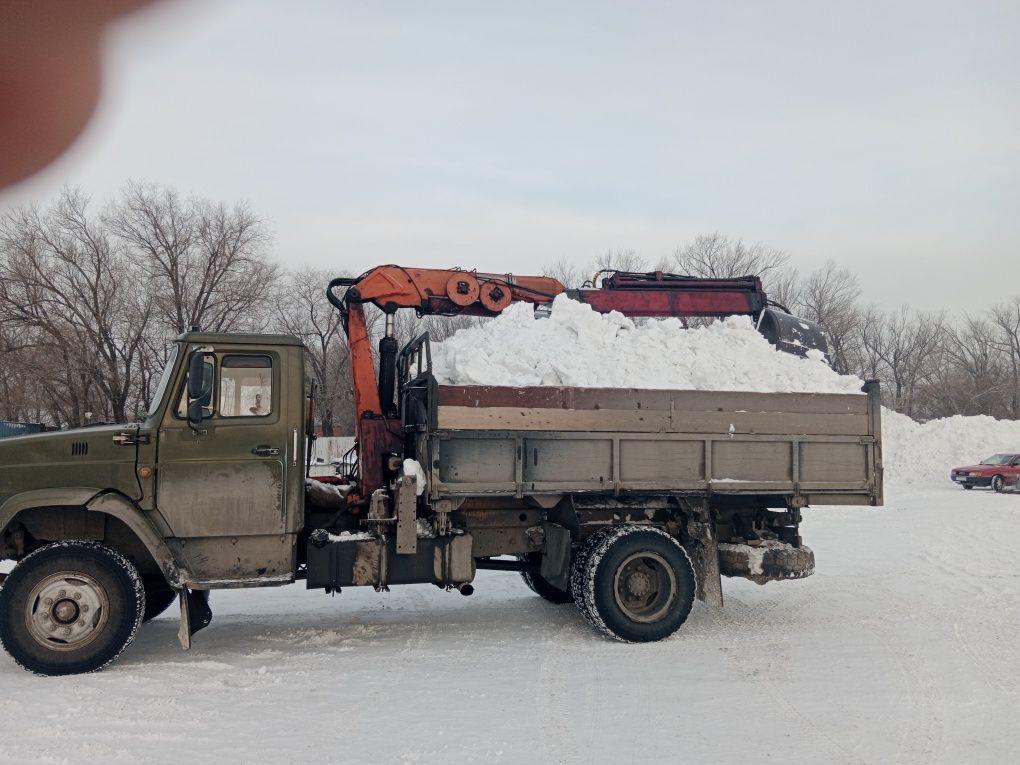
[156,346,300,585]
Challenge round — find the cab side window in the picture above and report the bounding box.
[219,355,273,417]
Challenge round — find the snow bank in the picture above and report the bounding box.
[432,295,864,394]
[882,408,1020,490]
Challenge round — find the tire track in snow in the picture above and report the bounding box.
[856,618,946,764]
[915,537,1020,702]
[710,588,869,765]
[537,621,604,765]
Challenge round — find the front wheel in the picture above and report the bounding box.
[577,526,696,643]
[0,541,145,675]
[991,475,1005,493]
[962,484,973,490]
[143,579,178,622]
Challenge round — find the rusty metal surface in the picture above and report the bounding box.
[166,534,295,586]
[437,385,868,414]
[395,476,418,554]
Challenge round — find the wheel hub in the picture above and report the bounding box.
[25,572,109,651]
[52,599,80,624]
[613,552,678,624]
[625,571,652,598]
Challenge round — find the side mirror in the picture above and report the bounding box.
[186,351,212,426]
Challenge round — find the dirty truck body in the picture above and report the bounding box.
[0,268,882,675]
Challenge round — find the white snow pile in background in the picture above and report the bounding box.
[432,295,864,394]
[881,408,1020,490]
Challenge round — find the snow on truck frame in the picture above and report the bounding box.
[0,267,882,675]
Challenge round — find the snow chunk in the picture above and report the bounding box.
[402,458,427,496]
[432,295,863,394]
[326,531,376,543]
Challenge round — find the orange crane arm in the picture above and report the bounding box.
[340,265,567,316]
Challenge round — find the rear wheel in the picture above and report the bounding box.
[519,554,574,604]
[0,541,145,675]
[991,475,1005,492]
[962,484,973,490]
[570,527,616,624]
[578,526,696,643]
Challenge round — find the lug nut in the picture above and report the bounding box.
[78,620,85,627]
[63,627,72,636]
[81,605,89,613]
[58,590,66,597]
[44,598,53,605]
[73,593,81,601]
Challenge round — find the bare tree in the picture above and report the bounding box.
[107,182,276,334]
[0,189,151,424]
[542,258,587,289]
[274,267,353,436]
[794,262,862,375]
[671,234,789,281]
[593,249,649,277]
[990,298,1020,417]
[857,306,946,417]
[925,317,1008,417]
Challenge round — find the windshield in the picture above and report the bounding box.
[979,454,1013,466]
[147,345,180,416]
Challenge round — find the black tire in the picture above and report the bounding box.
[0,541,145,675]
[520,572,574,604]
[143,579,178,622]
[962,484,973,490]
[991,475,1005,493]
[570,527,616,624]
[518,554,573,604]
[578,526,696,643]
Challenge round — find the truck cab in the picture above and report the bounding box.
[0,333,308,674]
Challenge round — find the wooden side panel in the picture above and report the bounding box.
[438,385,868,415]
[439,438,516,484]
[800,442,868,483]
[712,441,792,482]
[619,439,704,481]
[523,438,613,483]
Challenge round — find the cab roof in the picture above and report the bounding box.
[174,331,305,347]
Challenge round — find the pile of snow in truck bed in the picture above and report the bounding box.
[432,295,864,394]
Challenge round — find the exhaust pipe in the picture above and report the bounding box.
[456,583,474,596]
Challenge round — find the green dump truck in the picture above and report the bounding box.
[0,326,882,675]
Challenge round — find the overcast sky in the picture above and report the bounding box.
[3,0,1017,313]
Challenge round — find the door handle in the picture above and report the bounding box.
[252,446,280,457]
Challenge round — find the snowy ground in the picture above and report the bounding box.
[1,485,1017,764]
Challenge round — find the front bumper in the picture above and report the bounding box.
[951,474,991,487]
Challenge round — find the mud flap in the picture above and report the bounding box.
[177,588,213,650]
[540,523,572,591]
[685,519,724,607]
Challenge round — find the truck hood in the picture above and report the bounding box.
[0,424,146,492]
[0,423,130,459]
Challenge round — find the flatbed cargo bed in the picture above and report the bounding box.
[417,380,883,508]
